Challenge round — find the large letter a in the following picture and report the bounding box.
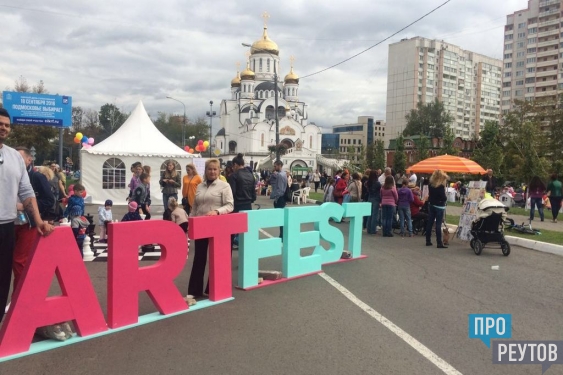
[0,227,107,357]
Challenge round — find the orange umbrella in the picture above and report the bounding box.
[406,155,486,174]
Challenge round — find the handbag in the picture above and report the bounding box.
[442,223,451,245]
[343,194,351,203]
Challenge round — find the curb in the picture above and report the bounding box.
[308,199,563,258]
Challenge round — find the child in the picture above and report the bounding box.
[133,173,152,220]
[97,199,113,243]
[122,201,142,222]
[69,206,89,258]
[64,183,85,218]
[169,197,189,242]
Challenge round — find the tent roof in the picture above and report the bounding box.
[83,101,191,158]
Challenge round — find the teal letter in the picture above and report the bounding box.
[342,203,371,258]
[314,203,345,264]
[283,206,322,278]
[238,208,284,288]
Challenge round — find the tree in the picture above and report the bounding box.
[3,77,57,164]
[403,99,453,138]
[501,100,550,183]
[393,133,406,174]
[358,144,368,171]
[373,139,386,170]
[72,106,85,131]
[346,146,355,164]
[438,126,457,156]
[416,135,430,162]
[365,142,375,169]
[472,121,504,177]
[99,104,128,137]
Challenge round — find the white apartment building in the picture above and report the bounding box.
[502,0,562,113]
[386,37,502,147]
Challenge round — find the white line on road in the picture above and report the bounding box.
[319,272,463,375]
[258,227,462,375]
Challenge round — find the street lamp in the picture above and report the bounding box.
[242,42,280,162]
[166,96,187,147]
[206,101,217,158]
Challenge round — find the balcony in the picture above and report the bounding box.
[537,48,560,57]
[536,69,559,77]
[539,18,560,27]
[535,59,559,68]
[538,9,560,18]
[535,89,558,97]
[537,28,560,37]
[536,79,558,87]
[540,0,560,7]
[537,38,560,48]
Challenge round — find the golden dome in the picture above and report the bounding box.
[240,60,255,80]
[231,71,241,87]
[251,27,279,56]
[284,66,299,84]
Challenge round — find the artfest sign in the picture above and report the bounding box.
[2,91,72,127]
[0,203,370,361]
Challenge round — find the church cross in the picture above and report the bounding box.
[262,11,270,27]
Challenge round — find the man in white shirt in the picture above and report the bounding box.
[378,167,392,185]
[408,171,417,185]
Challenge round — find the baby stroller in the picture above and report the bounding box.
[469,198,510,256]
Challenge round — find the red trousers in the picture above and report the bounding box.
[13,225,38,290]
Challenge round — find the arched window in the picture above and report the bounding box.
[159,159,181,177]
[309,135,313,149]
[265,91,269,98]
[252,59,256,71]
[102,158,126,189]
[259,58,263,72]
[261,133,265,147]
[267,59,270,72]
[229,141,237,153]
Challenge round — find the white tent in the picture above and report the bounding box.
[81,100,199,206]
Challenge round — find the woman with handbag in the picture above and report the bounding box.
[348,173,362,203]
[333,171,349,205]
[181,163,202,215]
[425,169,449,248]
[160,161,181,207]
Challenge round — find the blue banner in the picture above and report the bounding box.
[2,91,72,127]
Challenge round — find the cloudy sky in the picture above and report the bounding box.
[0,0,526,133]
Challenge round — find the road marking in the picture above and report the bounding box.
[258,227,462,375]
[319,272,463,375]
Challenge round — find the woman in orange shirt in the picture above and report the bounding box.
[182,163,202,215]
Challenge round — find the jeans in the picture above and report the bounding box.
[188,238,210,296]
[232,203,252,245]
[426,205,445,244]
[0,222,15,322]
[549,196,562,220]
[529,197,544,221]
[273,196,287,239]
[163,193,178,208]
[398,206,413,235]
[381,205,395,236]
[367,198,380,234]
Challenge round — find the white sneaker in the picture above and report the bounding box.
[4,302,10,313]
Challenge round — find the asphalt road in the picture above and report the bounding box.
[1,196,563,375]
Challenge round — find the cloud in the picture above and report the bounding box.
[0,0,523,129]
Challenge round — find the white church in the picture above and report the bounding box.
[215,15,343,174]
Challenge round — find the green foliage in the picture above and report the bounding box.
[373,139,386,170]
[393,133,406,174]
[365,142,375,169]
[403,99,453,138]
[438,126,458,156]
[153,113,210,147]
[416,135,430,162]
[472,121,504,177]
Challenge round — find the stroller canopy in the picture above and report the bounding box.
[475,198,508,221]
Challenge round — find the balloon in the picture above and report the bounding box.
[195,145,200,152]
[188,149,194,154]
[88,137,95,145]
[74,137,80,144]
[76,132,83,139]
[68,184,74,192]
[184,146,190,151]
[203,141,209,147]
[82,142,88,148]
[81,189,87,198]
[198,140,203,146]
[202,146,207,152]
[81,136,88,143]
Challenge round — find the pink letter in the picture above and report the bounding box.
[0,227,107,357]
[188,213,248,302]
[107,221,188,328]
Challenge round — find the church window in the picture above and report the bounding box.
[261,133,264,147]
[259,58,263,72]
[253,59,256,71]
[309,135,312,149]
[267,59,270,72]
[159,159,181,177]
[265,91,269,98]
[102,158,126,190]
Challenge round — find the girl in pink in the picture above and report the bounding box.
[380,176,398,237]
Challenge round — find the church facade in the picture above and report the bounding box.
[215,16,340,174]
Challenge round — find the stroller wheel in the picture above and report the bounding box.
[501,242,511,256]
[470,238,476,250]
[473,240,483,256]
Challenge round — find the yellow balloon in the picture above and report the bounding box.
[76,132,83,139]
[203,141,210,147]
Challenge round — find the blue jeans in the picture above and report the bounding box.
[426,205,445,244]
[163,193,178,208]
[381,205,395,236]
[398,206,412,235]
[367,198,380,234]
[529,197,544,221]
[273,196,286,238]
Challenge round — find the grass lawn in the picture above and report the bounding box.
[445,214,563,246]
[308,192,324,202]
